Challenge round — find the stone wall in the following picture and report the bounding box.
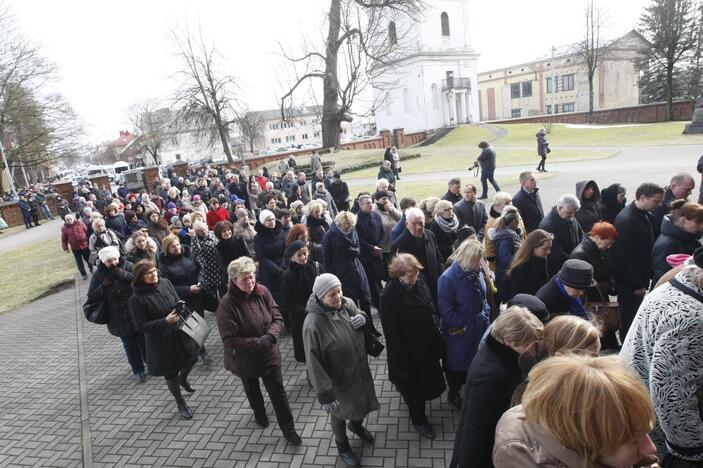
[0,194,60,227]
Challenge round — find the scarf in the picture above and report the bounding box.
[434,213,459,233]
[554,277,588,318]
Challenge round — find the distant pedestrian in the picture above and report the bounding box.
[310,151,322,173]
[535,127,549,172]
[61,214,93,279]
[476,141,500,199]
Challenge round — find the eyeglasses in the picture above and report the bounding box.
[144,270,159,276]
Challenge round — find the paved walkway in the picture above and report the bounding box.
[0,278,456,467]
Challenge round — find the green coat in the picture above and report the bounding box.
[303,295,379,420]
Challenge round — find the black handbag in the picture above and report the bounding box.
[363,327,384,358]
[83,299,108,324]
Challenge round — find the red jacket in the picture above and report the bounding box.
[206,207,229,230]
[61,220,89,251]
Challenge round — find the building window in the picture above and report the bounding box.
[521,81,532,97]
[546,104,552,114]
[441,12,450,36]
[403,88,410,113]
[285,135,295,142]
[388,21,397,45]
[511,109,522,119]
[554,104,560,114]
[271,137,281,144]
[313,131,320,138]
[562,74,574,91]
[562,102,575,113]
[302,133,308,140]
[510,83,521,99]
[171,136,178,145]
[431,83,439,108]
[546,77,555,93]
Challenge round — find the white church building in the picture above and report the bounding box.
[372,0,480,133]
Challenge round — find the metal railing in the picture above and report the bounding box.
[441,77,471,92]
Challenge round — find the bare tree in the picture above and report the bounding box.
[237,108,267,153]
[639,0,702,119]
[280,0,425,149]
[129,100,168,165]
[573,0,610,123]
[171,26,240,163]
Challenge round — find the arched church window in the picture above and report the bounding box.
[441,12,450,36]
[388,21,397,45]
[431,84,439,108]
[403,88,410,113]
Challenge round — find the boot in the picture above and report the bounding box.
[447,389,462,410]
[177,400,193,419]
[199,347,212,365]
[336,440,360,468]
[347,421,374,443]
[413,423,435,439]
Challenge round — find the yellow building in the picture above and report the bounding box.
[477,30,647,121]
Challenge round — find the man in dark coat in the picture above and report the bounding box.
[611,182,664,338]
[652,173,696,234]
[328,173,351,212]
[441,177,462,204]
[87,246,146,381]
[512,171,544,233]
[453,184,488,240]
[355,195,385,308]
[538,194,584,273]
[476,141,500,199]
[391,207,444,302]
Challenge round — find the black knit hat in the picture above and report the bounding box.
[558,259,597,289]
[508,294,550,323]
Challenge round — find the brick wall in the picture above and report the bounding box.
[0,194,60,227]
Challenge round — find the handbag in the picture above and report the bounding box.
[176,301,212,353]
[585,286,620,332]
[83,299,108,324]
[364,327,385,358]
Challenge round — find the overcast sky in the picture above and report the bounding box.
[11,0,649,143]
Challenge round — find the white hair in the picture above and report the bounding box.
[556,194,581,211]
[376,178,389,190]
[405,207,424,222]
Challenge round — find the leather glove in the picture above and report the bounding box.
[350,314,366,329]
[321,401,338,414]
[256,334,274,352]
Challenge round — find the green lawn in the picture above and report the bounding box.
[432,125,494,147]
[0,239,75,314]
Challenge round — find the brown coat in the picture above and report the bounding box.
[215,283,284,379]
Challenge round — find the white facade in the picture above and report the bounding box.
[373,0,479,133]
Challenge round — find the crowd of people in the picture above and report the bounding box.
[56,145,703,468]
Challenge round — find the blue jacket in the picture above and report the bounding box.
[321,222,371,305]
[391,213,407,243]
[438,261,490,372]
[355,210,384,265]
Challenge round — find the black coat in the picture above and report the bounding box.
[512,188,544,233]
[355,210,384,266]
[129,279,194,377]
[441,190,462,205]
[281,260,318,362]
[215,235,250,270]
[508,256,550,298]
[569,237,613,301]
[651,215,702,284]
[575,180,601,234]
[536,277,572,316]
[454,198,488,239]
[321,222,371,305]
[538,207,583,272]
[391,228,444,302]
[87,259,137,337]
[652,187,676,236]
[158,246,204,314]
[599,183,626,224]
[329,180,350,212]
[380,277,446,401]
[449,334,522,468]
[477,146,496,172]
[611,202,656,290]
[254,220,286,304]
[429,221,458,261]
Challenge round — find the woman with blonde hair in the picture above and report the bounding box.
[450,306,544,468]
[494,355,658,468]
[438,239,491,409]
[430,199,460,260]
[508,229,553,298]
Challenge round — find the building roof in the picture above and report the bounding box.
[249,105,322,122]
[113,130,136,148]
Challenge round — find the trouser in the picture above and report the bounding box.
[400,392,428,425]
[40,204,52,220]
[445,370,467,394]
[480,170,500,197]
[618,287,645,340]
[120,333,146,375]
[21,211,33,229]
[241,366,294,433]
[331,414,364,447]
[72,248,92,275]
[537,155,546,171]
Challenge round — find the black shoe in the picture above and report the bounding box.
[347,422,374,443]
[447,389,462,410]
[177,402,192,419]
[283,430,302,445]
[413,423,435,439]
[254,412,269,428]
[478,195,488,200]
[542,169,548,172]
[178,377,195,393]
[337,446,360,468]
[135,372,145,383]
[199,349,212,365]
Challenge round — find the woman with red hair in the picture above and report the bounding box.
[569,221,618,302]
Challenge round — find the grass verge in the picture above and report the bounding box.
[0,239,75,314]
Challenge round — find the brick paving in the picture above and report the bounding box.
[0,277,458,467]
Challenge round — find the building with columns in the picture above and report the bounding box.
[372,0,480,133]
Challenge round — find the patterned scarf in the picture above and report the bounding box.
[434,213,459,233]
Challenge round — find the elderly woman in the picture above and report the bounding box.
[450,306,544,468]
[88,246,146,381]
[377,160,396,188]
[438,239,491,409]
[494,355,658,468]
[215,257,301,445]
[89,217,123,266]
[129,260,196,419]
[61,213,93,279]
[380,253,445,439]
[304,273,379,468]
[146,209,170,243]
[158,234,211,365]
[125,230,160,265]
[232,207,257,259]
[430,200,460,260]
[281,241,318,363]
[254,209,287,309]
[304,200,330,263]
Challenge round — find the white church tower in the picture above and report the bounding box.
[372,0,479,133]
